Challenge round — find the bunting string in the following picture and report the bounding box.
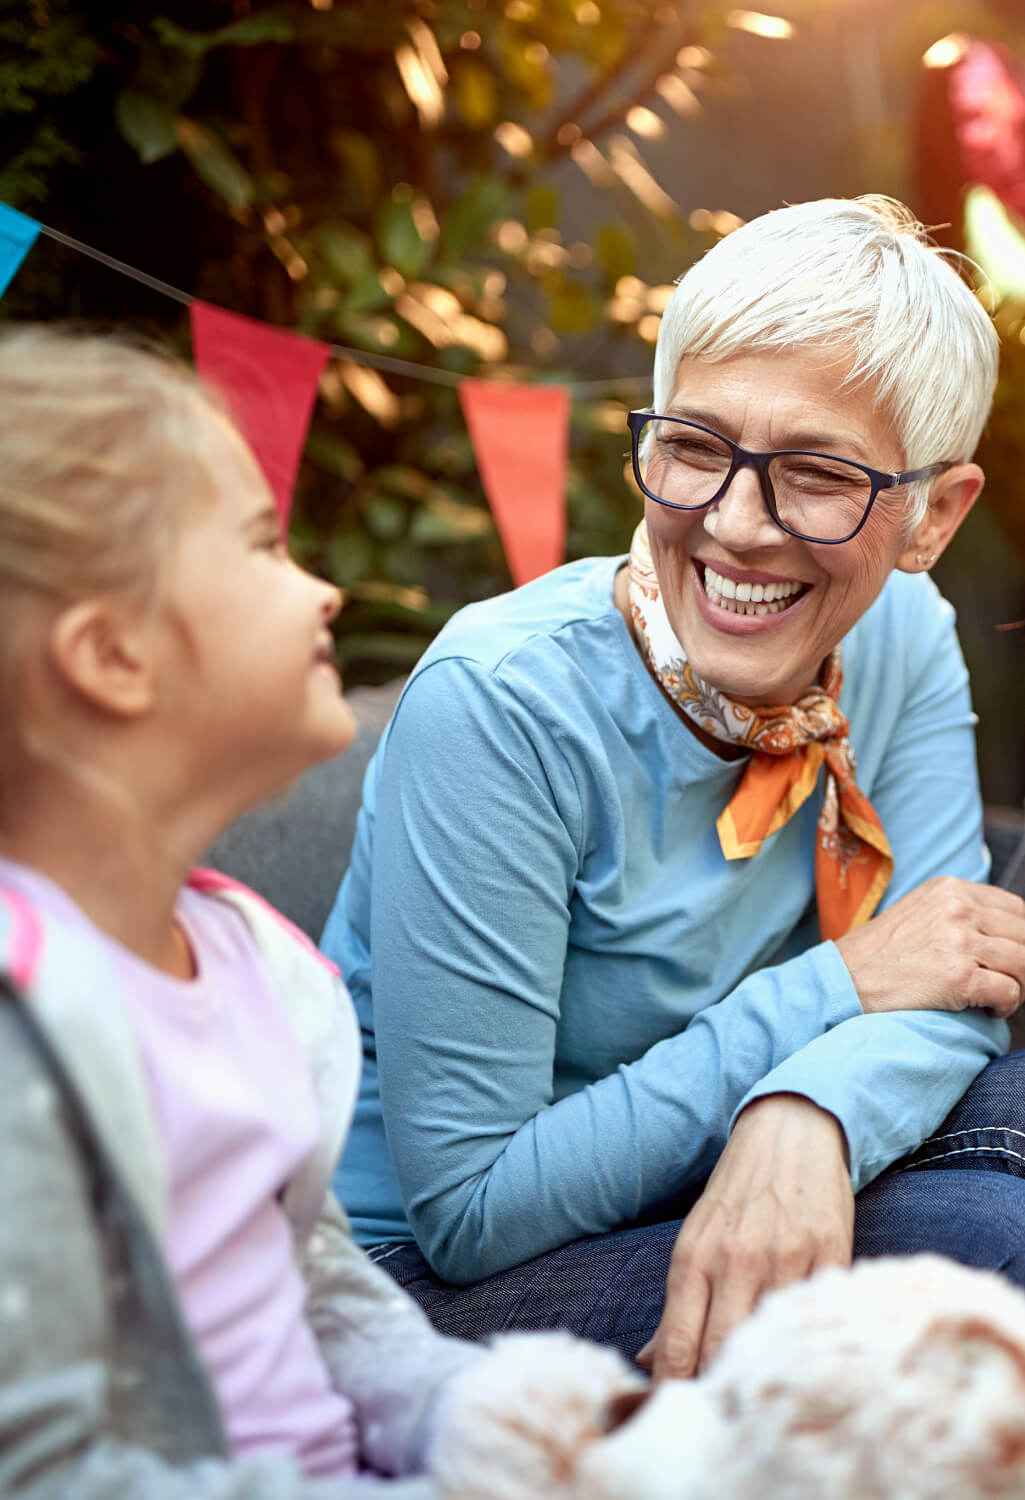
[32,217,651,397]
[3,198,652,584]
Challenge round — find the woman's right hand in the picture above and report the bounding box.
[835,876,1025,1019]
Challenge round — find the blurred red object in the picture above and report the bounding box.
[916,37,1025,245]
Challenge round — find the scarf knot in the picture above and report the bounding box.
[627,521,892,939]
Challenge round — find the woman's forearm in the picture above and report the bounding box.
[376,941,860,1283]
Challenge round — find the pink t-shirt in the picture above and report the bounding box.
[0,858,360,1479]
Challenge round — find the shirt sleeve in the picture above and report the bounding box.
[736,583,1008,1191]
[369,659,864,1284]
[300,1193,482,1476]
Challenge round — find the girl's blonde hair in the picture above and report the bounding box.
[0,324,249,615]
[652,195,1000,530]
[0,326,259,830]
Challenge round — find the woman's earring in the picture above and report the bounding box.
[916,552,936,569]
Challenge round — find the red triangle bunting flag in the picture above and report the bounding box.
[459,379,569,587]
[190,301,330,528]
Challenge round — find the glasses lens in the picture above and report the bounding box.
[639,418,734,509]
[767,453,873,542]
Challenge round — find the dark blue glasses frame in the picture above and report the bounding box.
[627,410,953,545]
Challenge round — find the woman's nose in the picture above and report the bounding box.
[703,464,783,551]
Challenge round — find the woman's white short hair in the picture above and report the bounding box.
[652,195,999,529]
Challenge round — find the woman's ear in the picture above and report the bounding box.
[896,462,985,575]
[49,600,158,718]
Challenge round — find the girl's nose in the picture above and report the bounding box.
[703,465,782,551]
[321,583,343,623]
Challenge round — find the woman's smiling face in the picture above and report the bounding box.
[643,346,949,707]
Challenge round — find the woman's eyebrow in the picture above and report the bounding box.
[661,404,873,460]
[662,402,725,427]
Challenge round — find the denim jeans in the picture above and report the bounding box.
[369,1051,1025,1359]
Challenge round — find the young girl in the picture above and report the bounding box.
[0,327,643,1499]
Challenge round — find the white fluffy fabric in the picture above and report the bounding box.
[431,1257,1025,1500]
[429,1330,646,1500]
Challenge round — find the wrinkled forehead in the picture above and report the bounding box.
[662,344,903,462]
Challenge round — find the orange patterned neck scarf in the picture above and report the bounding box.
[627,521,892,939]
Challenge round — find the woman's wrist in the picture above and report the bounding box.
[833,925,885,1013]
[734,1092,850,1167]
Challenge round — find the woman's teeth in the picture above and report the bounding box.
[703,565,804,616]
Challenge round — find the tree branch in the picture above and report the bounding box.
[506,13,700,187]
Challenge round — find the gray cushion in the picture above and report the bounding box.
[204,679,403,943]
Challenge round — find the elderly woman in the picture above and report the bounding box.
[322,195,1025,1379]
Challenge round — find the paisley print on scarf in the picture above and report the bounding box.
[627,520,892,938]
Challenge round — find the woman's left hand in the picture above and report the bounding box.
[639,1093,853,1381]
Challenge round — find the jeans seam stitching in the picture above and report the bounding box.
[896,1144,1025,1170]
[367,1243,410,1264]
[922,1127,1025,1146]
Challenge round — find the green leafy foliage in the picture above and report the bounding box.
[153,11,295,56]
[0,1,96,206]
[115,90,179,164]
[374,198,434,280]
[174,116,255,211]
[10,0,1025,803]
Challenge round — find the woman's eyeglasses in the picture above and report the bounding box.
[627,411,952,546]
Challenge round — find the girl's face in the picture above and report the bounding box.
[156,436,356,804]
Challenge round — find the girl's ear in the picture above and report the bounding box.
[895,463,984,575]
[49,600,158,718]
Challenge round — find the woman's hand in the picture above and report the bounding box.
[835,877,1025,1019]
[639,1094,853,1381]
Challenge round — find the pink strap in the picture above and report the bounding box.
[187,868,340,976]
[0,886,45,990]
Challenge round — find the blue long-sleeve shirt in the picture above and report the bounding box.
[322,556,1006,1284]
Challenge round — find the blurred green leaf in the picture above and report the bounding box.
[549,282,598,333]
[114,89,178,163]
[375,465,434,501]
[319,224,374,284]
[330,130,381,204]
[343,270,391,315]
[422,430,477,475]
[326,530,375,587]
[375,198,432,280]
[132,39,202,109]
[410,495,495,544]
[452,59,498,127]
[334,312,420,355]
[596,224,636,287]
[440,175,511,260]
[154,11,294,56]
[526,184,560,234]
[364,493,408,540]
[175,117,254,210]
[381,541,427,583]
[335,312,413,353]
[305,431,365,483]
[498,35,554,109]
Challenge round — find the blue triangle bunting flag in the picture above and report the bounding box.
[0,202,41,299]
